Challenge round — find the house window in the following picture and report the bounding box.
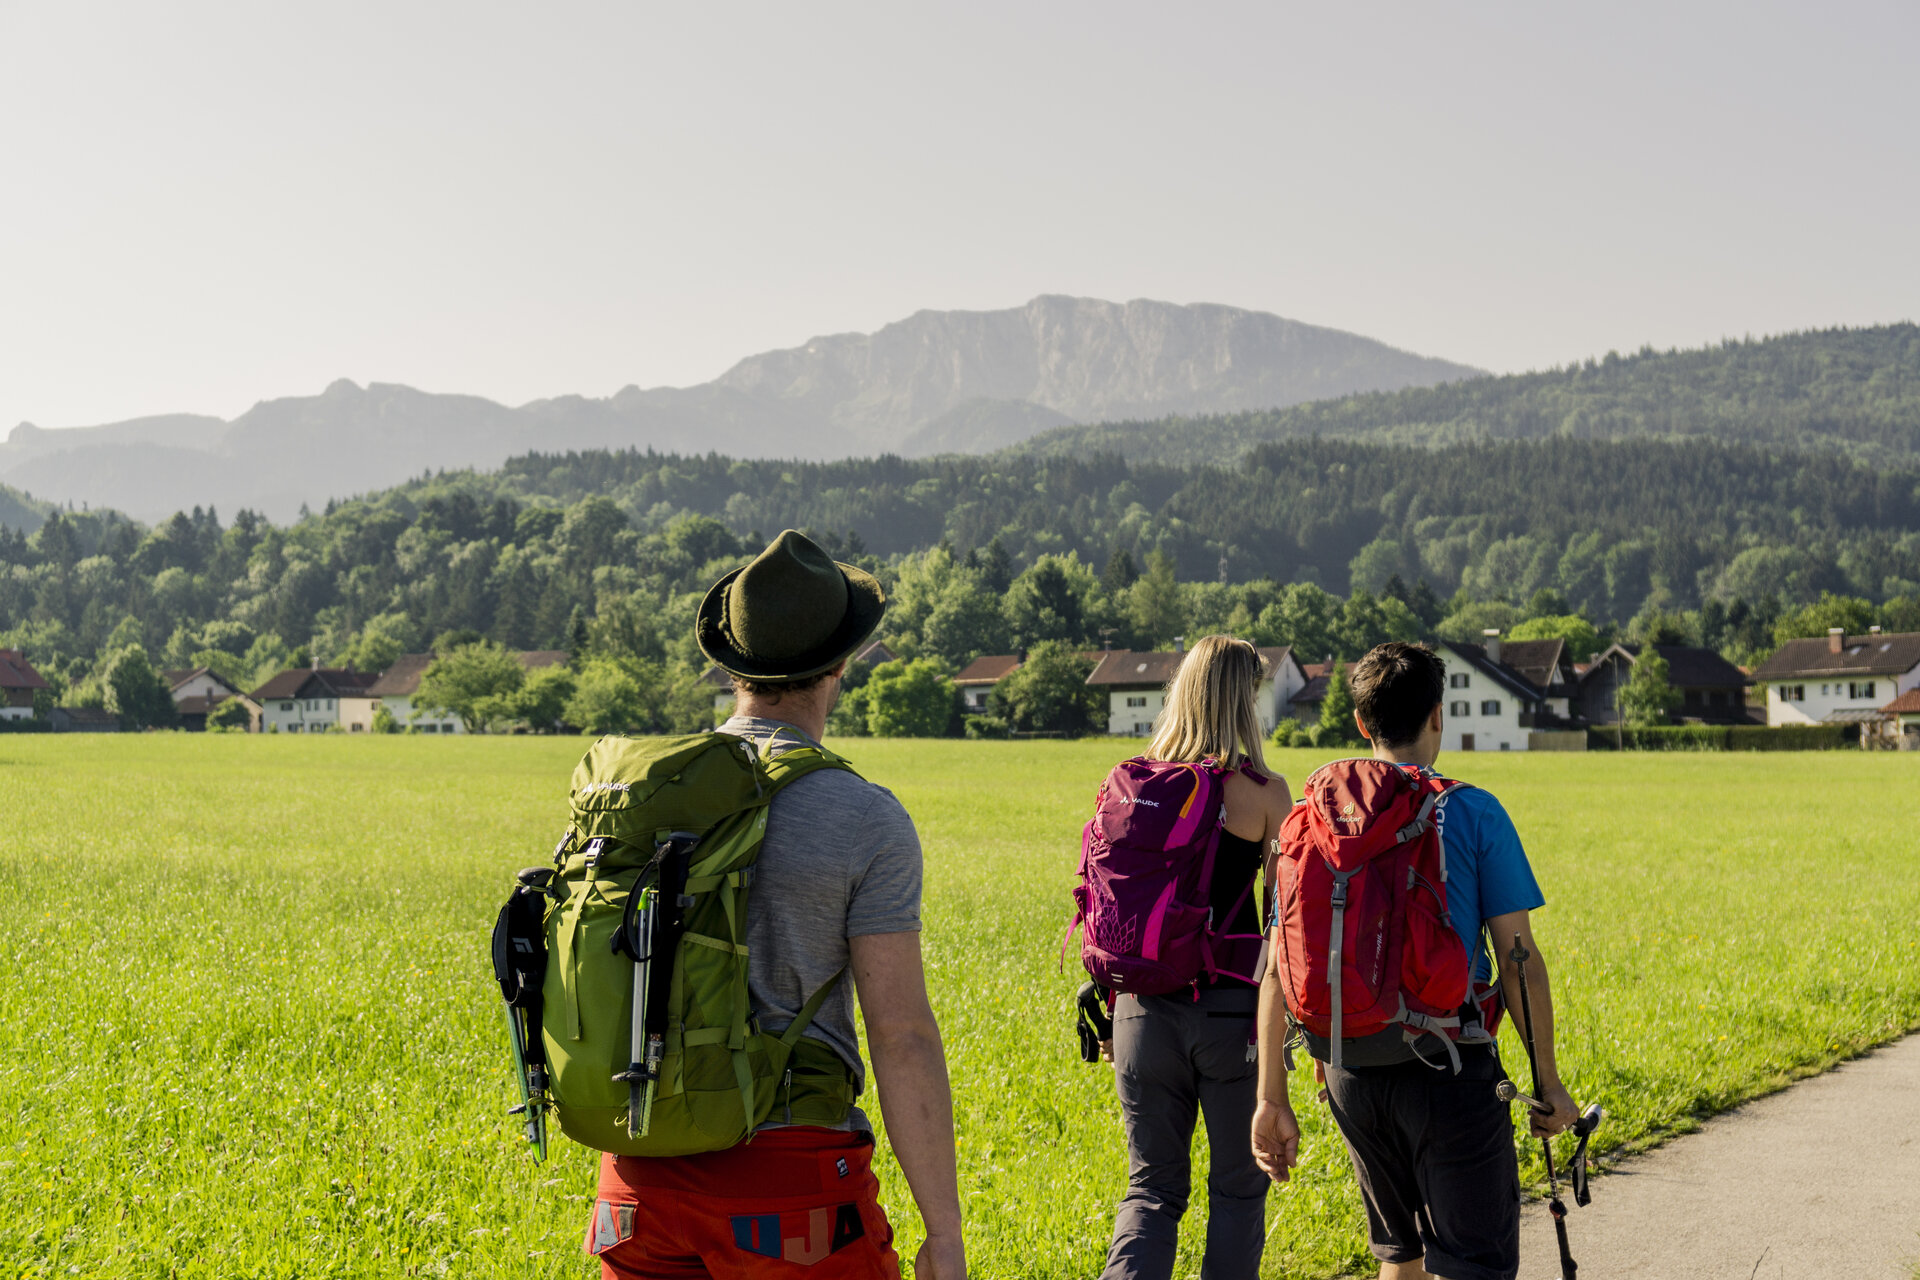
[1849,682,1876,699]
[1480,700,1502,716]
[1778,685,1805,702]
[1134,721,1151,735]
[1126,696,1148,708]
[1450,673,1470,689]
[351,723,363,733]
[1820,684,1830,697]
[281,702,293,711]
[1450,700,1470,717]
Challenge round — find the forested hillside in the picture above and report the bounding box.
[3,434,1917,727]
[1021,324,1920,466]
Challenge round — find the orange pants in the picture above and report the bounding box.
[587,1128,901,1279]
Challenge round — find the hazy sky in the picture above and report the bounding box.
[3,1,1914,429]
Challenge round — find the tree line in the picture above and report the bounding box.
[1,432,1916,733]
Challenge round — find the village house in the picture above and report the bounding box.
[0,649,47,722]
[250,667,381,733]
[163,667,261,732]
[1750,628,1920,730]
[1431,632,1585,752]
[953,655,1022,715]
[351,650,572,732]
[1288,662,1331,725]
[1881,688,1920,748]
[1087,641,1306,737]
[1577,644,1756,726]
[47,706,120,733]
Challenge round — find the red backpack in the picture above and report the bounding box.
[1271,759,1501,1070]
[1064,757,1267,996]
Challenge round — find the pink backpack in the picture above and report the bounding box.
[1064,757,1266,995]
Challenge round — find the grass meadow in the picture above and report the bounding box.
[4,736,1919,1279]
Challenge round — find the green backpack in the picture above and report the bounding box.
[496,730,859,1158]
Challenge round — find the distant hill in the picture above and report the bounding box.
[0,297,1480,522]
[0,481,50,535]
[1020,324,1920,466]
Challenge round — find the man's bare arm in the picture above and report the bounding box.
[1489,909,1578,1136]
[850,930,966,1279]
[1251,931,1301,1182]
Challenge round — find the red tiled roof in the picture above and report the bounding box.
[1882,688,1920,715]
[853,640,895,666]
[367,654,434,698]
[1499,638,1566,691]
[0,649,47,692]
[953,655,1022,685]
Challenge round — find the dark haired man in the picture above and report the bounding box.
[590,530,966,1280]
[1252,641,1576,1280]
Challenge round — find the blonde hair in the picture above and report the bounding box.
[1146,634,1272,775]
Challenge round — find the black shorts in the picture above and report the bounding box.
[1323,1044,1520,1280]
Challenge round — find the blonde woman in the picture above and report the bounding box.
[1097,635,1293,1280]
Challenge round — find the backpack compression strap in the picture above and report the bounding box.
[719,735,858,1133]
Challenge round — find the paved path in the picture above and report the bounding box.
[1519,1033,1920,1279]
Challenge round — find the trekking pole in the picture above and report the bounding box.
[613,883,656,1139]
[1510,933,1579,1280]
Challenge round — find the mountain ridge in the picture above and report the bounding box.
[0,296,1482,521]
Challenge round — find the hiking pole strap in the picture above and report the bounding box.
[1327,869,1354,1070]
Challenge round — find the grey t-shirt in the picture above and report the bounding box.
[719,716,923,1102]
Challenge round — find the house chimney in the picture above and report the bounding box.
[1483,628,1502,664]
[1870,625,1882,636]
[1828,627,1845,654]
[1173,636,1185,653]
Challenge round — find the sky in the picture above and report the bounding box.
[1,1,1915,430]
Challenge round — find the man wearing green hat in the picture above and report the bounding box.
[591,530,966,1280]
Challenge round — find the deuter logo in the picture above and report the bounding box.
[579,781,631,797]
[1338,800,1364,829]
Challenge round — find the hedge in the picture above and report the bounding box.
[1587,723,1852,751]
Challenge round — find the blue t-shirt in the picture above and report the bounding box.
[1420,774,1546,982]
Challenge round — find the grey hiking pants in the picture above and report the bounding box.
[1101,986,1268,1280]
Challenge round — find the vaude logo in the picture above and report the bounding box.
[580,781,632,796]
[1123,796,1161,808]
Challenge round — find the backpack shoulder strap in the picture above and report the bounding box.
[759,741,859,794]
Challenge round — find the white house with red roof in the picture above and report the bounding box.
[0,649,47,722]
[251,667,382,733]
[1751,628,1920,729]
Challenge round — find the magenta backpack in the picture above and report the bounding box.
[1064,757,1267,996]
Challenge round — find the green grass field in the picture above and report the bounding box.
[4,737,1918,1279]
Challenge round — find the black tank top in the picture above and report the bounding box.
[1202,829,1264,987]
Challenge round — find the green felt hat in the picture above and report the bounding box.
[696,529,887,681]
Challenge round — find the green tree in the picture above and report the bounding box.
[1318,661,1360,746]
[1617,651,1682,727]
[1101,547,1139,595]
[1772,592,1876,646]
[416,642,525,733]
[563,659,647,735]
[1125,549,1185,650]
[1508,614,1604,662]
[370,701,401,734]
[207,697,253,731]
[990,641,1102,736]
[864,659,957,738]
[1254,583,1342,661]
[103,645,176,729]
[507,664,578,732]
[1005,555,1096,647]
